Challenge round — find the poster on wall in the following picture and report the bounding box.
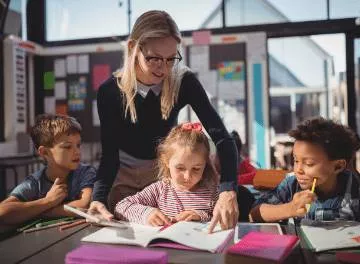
[54,58,66,78]
[92,64,110,91]
[68,76,87,111]
[218,61,245,80]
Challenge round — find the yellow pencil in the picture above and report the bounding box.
[306,178,317,212]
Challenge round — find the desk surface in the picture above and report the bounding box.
[0,224,87,264]
[0,223,343,264]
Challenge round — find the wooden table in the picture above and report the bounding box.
[0,223,343,264]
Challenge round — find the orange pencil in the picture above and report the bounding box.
[59,219,87,231]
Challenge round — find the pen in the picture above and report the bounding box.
[35,217,74,228]
[17,219,43,232]
[306,178,317,213]
[24,220,77,233]
[59,219,87,231]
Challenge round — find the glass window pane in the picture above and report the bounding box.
[131,0,222,31]
[4,0,24,37]
[330,0,360,19]
[46,0,128,41]
[268,34,346,169]
[226,0,326,27]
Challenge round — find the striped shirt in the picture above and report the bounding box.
[115,181,219,224]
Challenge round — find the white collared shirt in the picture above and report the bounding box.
[136,81,162,98]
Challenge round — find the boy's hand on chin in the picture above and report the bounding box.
[289,190,317,217]
[45,178,68,205]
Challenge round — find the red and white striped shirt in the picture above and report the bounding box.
[115,181,218,224]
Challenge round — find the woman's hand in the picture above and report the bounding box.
[88,201,114,221]
[174,210,201,222]
[208,191,239,233]
[147,209,171,226]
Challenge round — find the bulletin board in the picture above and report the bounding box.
[41,51,123,142]
[186,42,248,147]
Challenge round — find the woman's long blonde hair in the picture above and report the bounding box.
[114,10,188,123]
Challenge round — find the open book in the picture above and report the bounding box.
[81,221,234,253]
[300,220,360,252]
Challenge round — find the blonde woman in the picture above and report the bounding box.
[89,10,239,232]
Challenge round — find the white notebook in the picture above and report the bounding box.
[300,220,360,252]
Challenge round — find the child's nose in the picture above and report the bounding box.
[295,163,304,174]
[183,171,191,181]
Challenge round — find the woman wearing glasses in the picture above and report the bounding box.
[89,10,240,232]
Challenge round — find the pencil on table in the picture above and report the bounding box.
[59,219,87,231]
[23,220,77,233]
[16,219,42,232]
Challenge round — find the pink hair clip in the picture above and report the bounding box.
[181,122,202,132]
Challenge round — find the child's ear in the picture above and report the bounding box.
[334,159,346,173]
[38,146,49,159]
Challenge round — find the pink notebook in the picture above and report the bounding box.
[65,245,168,264]
[227,232,299,263]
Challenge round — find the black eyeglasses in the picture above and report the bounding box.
[140,48,182,68]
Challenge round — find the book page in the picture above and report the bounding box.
[301,220,360,252]
[81,223,161,247]
[150,221,234,253]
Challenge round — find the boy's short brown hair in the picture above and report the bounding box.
[30,114,82,149]
[288,117,360,162]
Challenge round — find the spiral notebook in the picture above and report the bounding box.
[227,232,299,262]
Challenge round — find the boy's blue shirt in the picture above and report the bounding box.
[253,170,360,221]
[10,163,96,202]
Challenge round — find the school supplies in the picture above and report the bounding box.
[63,204,127,229]
[305,178,317,212]
[227,232,299,262]
[65,244,168,264]
[300,220,360,252]
[16,219,43,232]
[81,221,234,253]
[24,220,78,233]
[35,217,74,227]
[59,219,87,231]
[234,223,283,243]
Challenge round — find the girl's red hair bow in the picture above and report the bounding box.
[181,122,202,132]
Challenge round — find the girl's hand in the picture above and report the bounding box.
[174,210,201,222]
[147,209,171,226]
[289,190,317,217]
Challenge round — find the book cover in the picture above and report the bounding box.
[226,232,299,262]
[81,221,234,253]
[300,220,360,252]
[65,244,168,264]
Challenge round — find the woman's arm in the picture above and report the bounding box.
[92,79,121,205]
[180,72,239,231]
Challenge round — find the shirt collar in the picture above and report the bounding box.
[136,81,162,98]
